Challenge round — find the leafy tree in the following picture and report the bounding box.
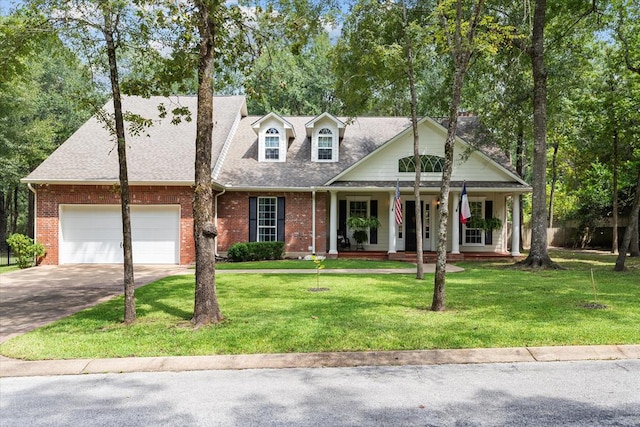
[334,0,437,279]
[432,0,507,311]
[27,0,164,323]
[247,32,341,115]
[0,12,99,243]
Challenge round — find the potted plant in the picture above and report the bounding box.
[483,217,503,231]
[346,215,381,249]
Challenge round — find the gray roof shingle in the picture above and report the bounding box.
[217,116,412,188]
[24,95,246,183]
[25,95,526,190]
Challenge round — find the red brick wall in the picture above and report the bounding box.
[35,184,194,265]
[216,191,327,255]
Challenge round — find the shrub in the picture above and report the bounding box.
[227,241,285,262]
[6,233,46,269]
[227,243,249,262]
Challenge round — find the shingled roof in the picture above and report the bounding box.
[216,116,412,188]
[24,95,526,189]
[24,95,246,184]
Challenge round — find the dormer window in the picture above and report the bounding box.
[318,128,334,160]
[252,112,295,163]
[307,112,345,163]
[265,128,280,160]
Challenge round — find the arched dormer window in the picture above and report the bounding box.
[317,128,334,160]
[398,154,445,173]
[264,127,280,160]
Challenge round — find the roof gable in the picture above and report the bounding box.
[327,116,527,187]
[305,112,346,138]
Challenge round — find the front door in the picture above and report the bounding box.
[405,200,431,252]
[405,201,421,251]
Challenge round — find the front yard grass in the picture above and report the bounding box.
[1,249,638,360]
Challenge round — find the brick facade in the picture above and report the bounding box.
[216,191,327,256]
[35,184,195,265]
[35,185,328,265]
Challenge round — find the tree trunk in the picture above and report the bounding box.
[519,0,558,269]
[611,128,619,254]
[614,168,640,271]
[548,138,559,228]
[192,0,223,326]
[104,12,135,324]
[433,0,485,311]
[630,220,639,257]
[402,0,424,280]
[516,123,525,251]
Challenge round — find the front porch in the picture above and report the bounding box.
[335,250,518,262]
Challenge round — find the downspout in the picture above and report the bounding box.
[312,188,316,254]
[27,183,37,243]
[214,187,226,256]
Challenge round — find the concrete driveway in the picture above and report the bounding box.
[0,265,190,343]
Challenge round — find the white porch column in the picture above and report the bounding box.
[329,191,338,254]
[388,191,397,254]
[451,191,460,254]
[511,194,521,256]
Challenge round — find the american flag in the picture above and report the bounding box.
[394,180,403,224]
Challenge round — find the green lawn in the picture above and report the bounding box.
[1,249,638,360]
[0,264,19,274]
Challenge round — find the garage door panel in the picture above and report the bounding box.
[60,205,179,264]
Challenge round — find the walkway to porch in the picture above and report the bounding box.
[337,251,519,263]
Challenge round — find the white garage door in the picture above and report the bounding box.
[59,205,180,264]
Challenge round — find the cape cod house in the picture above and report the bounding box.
[23,95,531,265]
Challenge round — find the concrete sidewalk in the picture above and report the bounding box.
[1,345,638,378]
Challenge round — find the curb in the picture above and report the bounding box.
[1,345,638,378]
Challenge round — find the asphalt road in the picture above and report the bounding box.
[1,359,639,426]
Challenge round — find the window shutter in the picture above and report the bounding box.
[249,197,257,242]
[339,200,347,236]
[277,197,286,242]
[370,200,378,244]
[485,200,493,245]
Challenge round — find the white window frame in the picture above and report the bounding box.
[312,125,338,162]
[463,197,485,246]
[257,196,277,242]
[347,196,371,244]
[317,128,334,161]
[263,128,280,161]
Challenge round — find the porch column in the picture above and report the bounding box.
[388,191,397,254]
[511,194,521,256]
[451,191,460,254]
[329,191,338,255]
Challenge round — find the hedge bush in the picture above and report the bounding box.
[6,233,46,268]
[227,241,285,262]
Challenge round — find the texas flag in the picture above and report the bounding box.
[460,182,471,224]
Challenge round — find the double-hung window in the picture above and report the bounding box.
[265,128,280,160]
[317,128,333,160]
[258,197,277,242]
[464,200,484,245]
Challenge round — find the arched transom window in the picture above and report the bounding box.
[398,154,445,173]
